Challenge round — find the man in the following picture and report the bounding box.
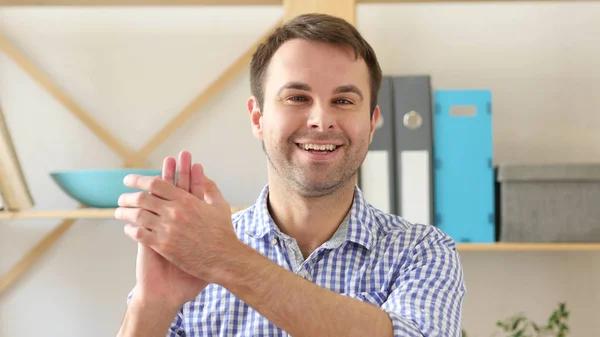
[115,13,465,337]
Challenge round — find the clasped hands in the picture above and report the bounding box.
[114,151,241,284]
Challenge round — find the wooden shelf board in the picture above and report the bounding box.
[0,206,248,219]
[3,210,599,251]
[0,0,282,6]
[2,0,598,6]
[2,210,599,251]
[358,0,600,3]
[0,208,115,219]
[457,242,600,252]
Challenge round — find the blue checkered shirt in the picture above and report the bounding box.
[128,184,466,336]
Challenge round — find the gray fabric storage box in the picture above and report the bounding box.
[497,163,600,242]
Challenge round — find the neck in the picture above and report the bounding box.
[266,173,356,259]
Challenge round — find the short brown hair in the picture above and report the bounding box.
[249,13,382,117]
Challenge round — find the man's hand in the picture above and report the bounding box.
[117,151,210,309]
[115,152,241,286]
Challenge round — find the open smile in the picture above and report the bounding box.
[295,143,342,161]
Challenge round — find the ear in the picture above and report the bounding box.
[369,105,381,144]
[247,96,263,141]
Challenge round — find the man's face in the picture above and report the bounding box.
[248,38,379,197]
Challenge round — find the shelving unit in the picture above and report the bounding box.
[1,0,595,5]
[1,0,599,299]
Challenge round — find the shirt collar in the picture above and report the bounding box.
[244,185,376,251]
[244,185,278,238]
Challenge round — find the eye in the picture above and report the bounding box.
[288,96,308,102]
[334,98,353,105]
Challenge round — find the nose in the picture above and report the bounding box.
[307,104,335,130]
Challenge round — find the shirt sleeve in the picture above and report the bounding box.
[381,226,466,337]
[126,288,187,337]
[166,311,186,337]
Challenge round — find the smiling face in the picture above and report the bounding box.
[248,38,380,198]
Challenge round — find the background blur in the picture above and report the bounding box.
[1,2,599,336]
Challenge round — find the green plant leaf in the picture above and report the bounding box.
[512,317,526,330]
[497,320,510,331]
[549,311,559,326]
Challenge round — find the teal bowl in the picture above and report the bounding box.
[50,168,161,208]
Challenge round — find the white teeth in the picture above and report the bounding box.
[300,144,337,151]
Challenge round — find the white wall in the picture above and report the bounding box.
[0,2,598,336]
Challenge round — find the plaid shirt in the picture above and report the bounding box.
[130,185,466,336]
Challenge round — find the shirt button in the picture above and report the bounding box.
[271,238,278,245]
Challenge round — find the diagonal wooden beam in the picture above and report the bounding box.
[0,217,75,297]
[130,18,283,164]
[0,34,147,296]
[0,163,152,296]
[0,35,145,168]
[0,199,248,297]
[0,19,283,167]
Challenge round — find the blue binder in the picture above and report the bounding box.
[433,90,495,243]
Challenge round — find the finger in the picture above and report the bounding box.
[117,192,163,215]
[124,223,155,246]
[124,174,180,200]
[200,171,225,206]
[162,156,177,184]
[190,163,205,200]
[115,206,161,231]
[176,150,192,191]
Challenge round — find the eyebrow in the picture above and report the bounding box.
[334,84,363,101]
[277,81,364,101]
[277,81,311,96]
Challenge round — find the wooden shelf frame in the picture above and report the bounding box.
[1,0,598,6]
[0,6,282,296]
[2,0,600,298]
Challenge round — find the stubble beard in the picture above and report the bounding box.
[261,138,367,198]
